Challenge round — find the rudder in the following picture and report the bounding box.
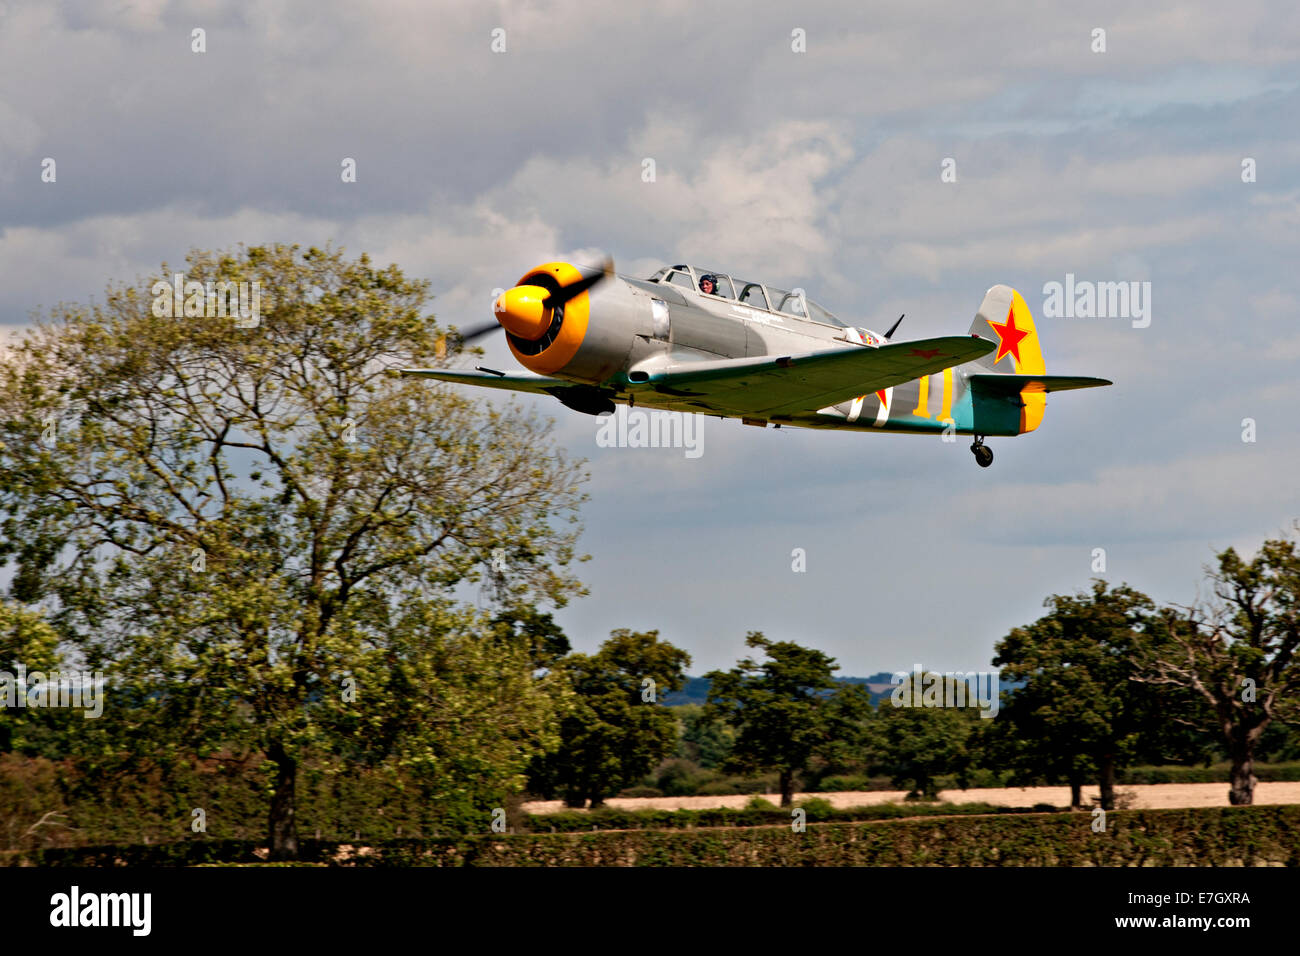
[968,285,1046,433]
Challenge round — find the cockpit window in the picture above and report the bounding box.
[805,299,846,327]
[697,270,734,299]
[665,270,695,292]
[647,265,845,325]
[767,287,809,318]
[734,280,768,310]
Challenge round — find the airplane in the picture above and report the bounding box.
[395,259,1111,467]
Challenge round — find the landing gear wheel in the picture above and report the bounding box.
[970,439,993,468]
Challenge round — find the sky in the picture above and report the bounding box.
[2,0,1298,676]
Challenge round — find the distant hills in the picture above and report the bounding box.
[660,672,1022,707]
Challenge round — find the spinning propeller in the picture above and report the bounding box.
[447,257,614,348]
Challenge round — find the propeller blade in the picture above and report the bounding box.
[439,257,615,354]
[454,320,504,343]
[434,322,500,359]
[883,314,905,340]
[541,257,614,308]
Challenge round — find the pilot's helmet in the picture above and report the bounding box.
[699,274,717,293]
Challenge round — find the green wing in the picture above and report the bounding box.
[624,336,994,416]
[396,336,997,419]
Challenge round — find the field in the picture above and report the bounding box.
[523,781,1300,814]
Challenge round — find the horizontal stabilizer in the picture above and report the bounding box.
[969,374,1112,396]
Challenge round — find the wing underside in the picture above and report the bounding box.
[396,366,571,395]
[396,335,996,418]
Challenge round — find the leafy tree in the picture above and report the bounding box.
[976,696,1095,808]
[703,632,870,807]
[870,673,980,799]
[0,601,67,756]
[993,581,1181,810]
[672,704,734,769]
[654,758,704,796]
[1258,719,1300,763]
[0,244,587,857]
[528,629,690,807]
[490,606,571,672]
[1137,535,1300,804]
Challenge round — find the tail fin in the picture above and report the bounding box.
[969,285,1045,375]
[968,285,1046,433]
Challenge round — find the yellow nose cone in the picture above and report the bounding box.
[495,284,551,339]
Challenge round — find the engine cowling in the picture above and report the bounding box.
[492,262,594,376]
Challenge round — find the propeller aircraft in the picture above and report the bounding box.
[396,259,1111,467]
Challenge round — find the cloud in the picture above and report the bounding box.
[2,0,1298,674]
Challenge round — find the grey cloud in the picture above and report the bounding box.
[2,0,1298,674]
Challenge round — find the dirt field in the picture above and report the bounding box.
[523,781,1300,814]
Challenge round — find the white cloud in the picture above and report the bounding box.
[2,0,1298,673]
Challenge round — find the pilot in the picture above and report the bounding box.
[699,274,719,296]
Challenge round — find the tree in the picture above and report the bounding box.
[992,581,1180,810]
[489,605,571,672]
[870,673,978,799]
[528,629,690,807]
[977,692,1095,809]
[704,632,870,807]
[1138,535,1300,805]
[0,601,67,756]
[1258,719,1300,763]
[672,704,734,769]
[0,244,587,857]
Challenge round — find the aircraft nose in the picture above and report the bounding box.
[493,284,552,339]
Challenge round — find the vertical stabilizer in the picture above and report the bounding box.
[968,285,1046,433]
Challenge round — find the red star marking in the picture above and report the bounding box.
[909,347,942,360]
[987,305,1030,365]
[875,389,889,408]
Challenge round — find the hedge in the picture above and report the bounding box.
[13,804,1299,867]
[1117,762,1300,785]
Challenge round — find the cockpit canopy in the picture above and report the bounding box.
[646,264,847,328]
